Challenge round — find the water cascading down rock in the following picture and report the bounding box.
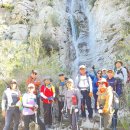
[67,0,92,77]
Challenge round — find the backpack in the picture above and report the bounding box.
[77,72,91,91]
[116,67,129,83]
[112,91,119,110]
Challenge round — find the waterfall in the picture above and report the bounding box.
[67,0,96,77]
[82,0,97,60]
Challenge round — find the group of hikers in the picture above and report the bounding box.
[1,60,130,130]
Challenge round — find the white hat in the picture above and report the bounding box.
[102,68,107,71]
[27,83,35,88]
[32,70,38,74]
[67,78,74,86]
[79,65,86,69]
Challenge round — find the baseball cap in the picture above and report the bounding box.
[28,83,35,88]
[79,65,86,69]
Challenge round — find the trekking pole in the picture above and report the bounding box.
[98,109,103,130]
[59,110,63,130]
[34,111,39,130]
[75,108,79,130]
[99,113,102,130]
[51,102,54,130]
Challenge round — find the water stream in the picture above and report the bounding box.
[67,0,96,77]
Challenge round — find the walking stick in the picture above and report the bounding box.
[98,108,103,130]
[35,111,40,130]
[99,113,102,130]
[59,111,63,130]
[75,109,79,130]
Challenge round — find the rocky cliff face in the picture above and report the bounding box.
[67,0,130,77]
[0,0,130,80]
[0,0,70,80]
[87,0,130,68]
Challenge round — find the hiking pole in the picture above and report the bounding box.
[60,110,63,130]
[35,111,39,130]
[98,109,103,130]
[75,108,79,130]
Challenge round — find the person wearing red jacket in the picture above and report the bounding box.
[40,77,55,129]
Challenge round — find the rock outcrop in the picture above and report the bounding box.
[0,0,130,79]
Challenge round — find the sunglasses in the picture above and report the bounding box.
[98,82,105,85]
[28,87,35,89]
[33,72,37,75]
[11,82,17,84]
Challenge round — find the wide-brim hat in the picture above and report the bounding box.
[96,78,108,87]
[107,69,114,74]
[115,60,123,66]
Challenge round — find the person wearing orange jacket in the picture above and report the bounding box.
[96,78,114,129]
[40,76,55,129]
[26,70,41,90]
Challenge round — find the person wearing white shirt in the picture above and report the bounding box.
[75,65,93,121]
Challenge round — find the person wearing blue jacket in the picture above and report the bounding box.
[106,69,122,130]
[89,70,102,113]
[107,69,122,96]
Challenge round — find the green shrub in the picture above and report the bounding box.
[1,3,14,12]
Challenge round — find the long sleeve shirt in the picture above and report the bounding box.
[22,93,37,115]
[64,88,81,110]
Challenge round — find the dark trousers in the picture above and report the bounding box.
[93,93,98,112]
[112,109,118,129]
[3,107,20,130]
[81,90,93,118]
[43,103,52,125]
[23,114,45,130]
[58,100,64,122]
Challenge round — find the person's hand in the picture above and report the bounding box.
[34,104,38,109]
[103,108,108,113]
[89,92,93,97]
[2,111,6,117]
[61,108,66,113]
[98,109,103,114]
[48,97,54,100]
[92,65,95,70]
[75,108,78,113]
